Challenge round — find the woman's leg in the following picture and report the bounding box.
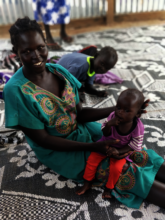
[60,24,73,43]
[44,24,61,50]
[44,24,54,43]
[155,162,165,183]
[146,180,165,208]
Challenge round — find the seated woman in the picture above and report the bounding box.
[3,17,165,209]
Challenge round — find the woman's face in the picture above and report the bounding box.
[16,31,48,74]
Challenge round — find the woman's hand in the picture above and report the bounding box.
[111,151,133,160]
[106,147,120,157]
[140,99,150,116]
[97,90,108,97]
[97,140,120,155]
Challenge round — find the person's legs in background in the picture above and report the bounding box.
[44,24,62,50]
[60,24,73,43]
[44,23,73,50]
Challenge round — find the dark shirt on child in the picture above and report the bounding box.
[57,53,96,85]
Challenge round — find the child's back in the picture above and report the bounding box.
[57,53,95,85]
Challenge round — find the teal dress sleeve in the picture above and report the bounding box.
[3,84,44,130]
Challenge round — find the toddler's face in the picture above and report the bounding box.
[115,97,139,124]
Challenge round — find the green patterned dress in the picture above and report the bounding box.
[3,63,164,209]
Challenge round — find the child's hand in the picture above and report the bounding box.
[107,117,120,127]
[102,117,120,137]
[106,147,120,157]
[97,90,108,97]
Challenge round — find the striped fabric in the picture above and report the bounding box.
[129,135,144,151]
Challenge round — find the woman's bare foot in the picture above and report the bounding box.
[76,180,92,195]
[102,187,112,199]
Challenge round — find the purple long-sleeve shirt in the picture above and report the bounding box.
[98,112,144,162]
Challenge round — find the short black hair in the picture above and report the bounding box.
[96,46,118,67]
[120,88,144,110]
[9,16,45,51]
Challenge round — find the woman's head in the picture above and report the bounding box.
[9,17,48,74]
[115,89,144,123]
[93,46,118,74]
[9,17,45,52]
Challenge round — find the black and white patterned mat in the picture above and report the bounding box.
[1,25,165,220]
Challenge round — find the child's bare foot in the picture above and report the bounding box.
[76,180,92,195]
[102,187,112,199]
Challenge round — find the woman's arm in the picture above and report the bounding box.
[20,126,118,154]
[76,102,115,123]
[76,99,150,124]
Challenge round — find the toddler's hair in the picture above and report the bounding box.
[120,88,144,110]
[9,17,45,50]
[96,46,118,67]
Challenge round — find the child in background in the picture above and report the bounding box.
[57,46,118,97]
[76,88,144,199]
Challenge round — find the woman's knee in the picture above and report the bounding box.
[146,180,165,208]
[155,162,165,182]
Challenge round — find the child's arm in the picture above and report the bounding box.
[102,116,120,137]
[84,83,108,97]
[128,120,144,151]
